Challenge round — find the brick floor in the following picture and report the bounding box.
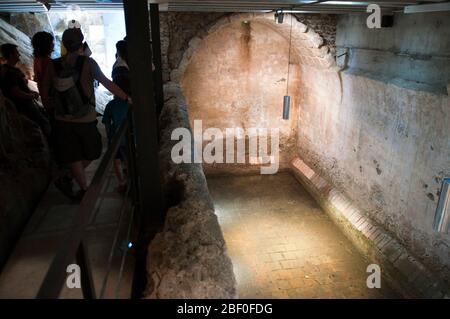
[207,173,400,299]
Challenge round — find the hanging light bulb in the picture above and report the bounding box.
[282,14,293,120]
[283,96,291,120]
[274,9,285,24]
[277,12,284,24]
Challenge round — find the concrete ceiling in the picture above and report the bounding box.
[0,0,447,14]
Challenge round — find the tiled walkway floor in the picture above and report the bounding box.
[207,173,400,298]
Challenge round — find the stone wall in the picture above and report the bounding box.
[9,13,53,38]
[8,12,56,57]
[0,17,34,80]
[295,13,450,286]
[0,92,50,269]
[3,12,106,76]
[157,12,337,83]
[158,12,226,82]
[166,13,336,175]
[144,83,236,298]
[336,13,450,94]
[291,158,449,298]
[294,14,337,56]
[0,17,50,270]
[181,18,300,174]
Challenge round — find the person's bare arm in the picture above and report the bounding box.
[34,62,51,107]
[96,71,129,102]
[40,63,53,111]
[36,79,45,103]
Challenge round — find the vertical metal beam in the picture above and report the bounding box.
[126,112,139,207]
[150,3,165,116]
[123,0,163,230]
[76,241,96,299]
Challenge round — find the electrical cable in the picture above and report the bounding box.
[286,13,293,96]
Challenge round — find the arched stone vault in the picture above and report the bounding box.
[170,13,337,83]
[172,12,341,174]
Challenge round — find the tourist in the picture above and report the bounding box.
[102,40,131,193]
[0,43,50,136]
[31,31,54,105]
[41,28,131,201]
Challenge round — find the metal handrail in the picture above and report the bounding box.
[98,185,131,299]
[36,117,131,299]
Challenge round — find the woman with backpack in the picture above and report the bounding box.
[41,27,131,201]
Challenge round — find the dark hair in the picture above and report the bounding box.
[0,43,18,59]
[31,31,54,57]
[115,40,128,63]
[62,28,84,52]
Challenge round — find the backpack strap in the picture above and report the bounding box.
[52,57,63,76]
[74,55,86,74]
[73,55,90,105]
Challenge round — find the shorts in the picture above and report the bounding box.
[54,120,102,164]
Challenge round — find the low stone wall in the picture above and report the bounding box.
[0,93,50,269]
[291,157,450,298]
[143,83,237,299]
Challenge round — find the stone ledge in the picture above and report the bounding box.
[290,156,450,298]
[0,94,51,269]
[143,83,237,299]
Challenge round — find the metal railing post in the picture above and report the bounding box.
[36,121,129,299]
[150,3,165,117]
[76,241,96,299]
[123,0,164,232]
[126,111,139,215]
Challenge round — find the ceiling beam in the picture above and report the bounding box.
[0,0,445,14]
[404,2,450,13]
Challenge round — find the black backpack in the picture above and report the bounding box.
[51,55,92,119]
